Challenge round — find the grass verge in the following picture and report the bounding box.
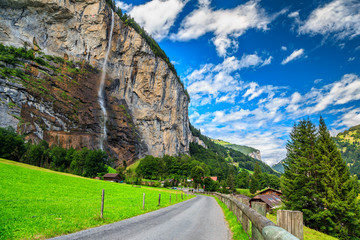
[0,159,194,239]
[266,213,338,240]
[213,196,249,240]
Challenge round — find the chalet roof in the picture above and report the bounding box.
[103,173,119,178]
[233,194,251,200]
[257,188,282,195]
[210,176,218,181]
[250,194,282,208]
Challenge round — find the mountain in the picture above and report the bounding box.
[0,0,191,167]
[333,125,360,178]
[190,125,279,176]
[272,159,285,173]
[212,139,261,161]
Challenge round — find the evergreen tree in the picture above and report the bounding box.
[281,119,322,229]
[250,162,262,194]
[316,117,360,238]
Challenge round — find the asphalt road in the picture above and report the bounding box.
[51,195,231,240]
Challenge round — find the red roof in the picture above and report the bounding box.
[210,176,217,181]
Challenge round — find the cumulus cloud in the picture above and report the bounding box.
[186,53,273,105]
[121,0,188,41]
[299,0,360,40]
[281,46,287,51]
[171,0,273,56]
[281,49,305,65]
[336,108,360,128]
[116,1,133,12]
[307,74,360,113]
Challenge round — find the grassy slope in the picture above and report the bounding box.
[213,139,257,155]
[213,196,248,240]
[127,158,141,171]
[266,214,338,240]
[0,159,193,239]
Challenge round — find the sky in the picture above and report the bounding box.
[116,0,360,166]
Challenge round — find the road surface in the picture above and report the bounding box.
[51,195,231,240]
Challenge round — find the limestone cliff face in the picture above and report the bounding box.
[248,150,261,161]
[0,0,190,166]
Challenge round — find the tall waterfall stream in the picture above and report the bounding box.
[98,10,114,150]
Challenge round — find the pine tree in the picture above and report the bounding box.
[250,162,262,194]
[281,119,323,229]
[316,117,360,238]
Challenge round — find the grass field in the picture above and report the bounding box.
[266,214,338,240]
[0,159,193,239]
[127,158,141,171]
[236,188,253,197]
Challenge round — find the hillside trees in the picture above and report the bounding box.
[281,118,360,239]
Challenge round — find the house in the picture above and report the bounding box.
[250,194,282,212]
[103,173,121,183]
[210,176,218,181]
[257,188,282,196]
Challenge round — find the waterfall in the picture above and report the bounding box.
[98,10,114,150]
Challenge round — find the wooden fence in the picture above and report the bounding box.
[213,193,300,240]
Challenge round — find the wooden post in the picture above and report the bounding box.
[252,202,266,240]
[277,210,303,240]
[181,192,183,200]
[158,193,161,206]
[176,194,178,201]
[101,189,104,218]
[143,193,145,210]
[241,198,250,233]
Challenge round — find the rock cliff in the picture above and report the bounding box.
[0,0,191,166]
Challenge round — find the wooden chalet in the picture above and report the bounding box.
[250,194,282,212]
[257,188,282,196]
[103,173,121,183]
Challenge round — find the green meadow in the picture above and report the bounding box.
[0,159,194,240]
[266,214,338,240]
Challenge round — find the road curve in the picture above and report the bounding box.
[50,195,230,240]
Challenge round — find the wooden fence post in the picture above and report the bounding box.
[176,194,178,201]
[170,193,171,204]
[100,189,104,218]
[181,192,183,200]
[143,193,145,210]
[158,193,161,206]
[277,210,303,240]
[252,202,266,240]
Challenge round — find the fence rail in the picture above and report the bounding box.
[212,193,299,240]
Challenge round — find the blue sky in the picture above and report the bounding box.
[116,0,360,165]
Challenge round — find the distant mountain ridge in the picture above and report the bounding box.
[333,124,360,178]
[212,139,261,160]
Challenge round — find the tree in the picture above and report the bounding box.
[250,162,262,194]
[191,165,204,189]
[236,169,250,189]
[281,119,321,228]
[0,127,26,161]
[316,117,360,238]
[282,118,360,239]
[136,155,164,179]
[226,173,236,193]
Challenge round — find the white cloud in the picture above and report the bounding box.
[281,49,305,65]
[125,0,188,41]
[336,108,360,128]
[186,53,272,104]
[314,78,323,84]
[281,46,287,51]
[348,57,355,61]
[288,11,299,18]
[299,0,360,40]
[116,1,133,12]
[171,0,273,56]
[308,74,360,113]
[261,56,273,66]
